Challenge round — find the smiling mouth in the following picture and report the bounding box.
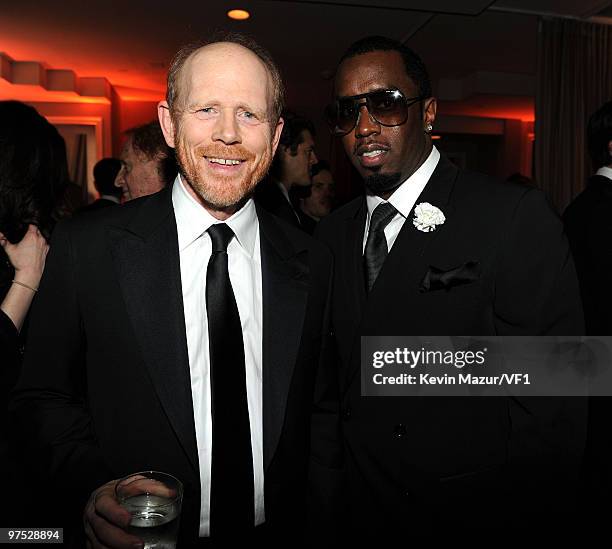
[356,147,389,168]
[359,150,387,158]
[205,157,245,166]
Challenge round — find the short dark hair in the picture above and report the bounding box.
[166,32,285,125]
[279,111,315,155]
[587,101,612,169]
[125,121,177,186]
[311,159,331,178]
[338,35,432,99]
[271,111,315,175]
[0,101,69,243]
[93,158,122,196]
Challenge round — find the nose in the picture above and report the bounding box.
[322,185,334,200]
[211,109,241,145]
[355,104,380,139]
[309,149,319,166]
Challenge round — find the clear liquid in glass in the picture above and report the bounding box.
[122,494,181,549]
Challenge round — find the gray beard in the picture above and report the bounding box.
[363,172,403,195]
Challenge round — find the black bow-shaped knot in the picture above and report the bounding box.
[419,260,481,293]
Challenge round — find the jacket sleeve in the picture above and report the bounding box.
[494,188,588,523]
[494,188,585,335]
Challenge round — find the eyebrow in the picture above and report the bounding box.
[187,100,267,116]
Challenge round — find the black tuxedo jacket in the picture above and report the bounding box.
[78,197,119,213]
[563,175,612,334]
[12,185,340,545]
[255,178,302,229]
[316,154,586,538]
[297,209,318,236]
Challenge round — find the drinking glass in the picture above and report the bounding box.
[116,471,183,549]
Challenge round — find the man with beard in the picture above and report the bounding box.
[316,36,586,540]
[12,33,340,547]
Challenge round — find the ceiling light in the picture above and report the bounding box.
[228,9,250,20]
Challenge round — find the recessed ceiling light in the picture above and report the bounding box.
[228,9,250,20]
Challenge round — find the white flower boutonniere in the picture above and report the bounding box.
[412,202,445,232]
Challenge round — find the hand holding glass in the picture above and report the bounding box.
[115,471,183,549]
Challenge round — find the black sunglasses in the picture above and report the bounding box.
[325,89,424,136]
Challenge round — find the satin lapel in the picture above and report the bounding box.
[257,207,309,470]
[373,155,458,286]
[347,155,460,389]
[108,189,199,475]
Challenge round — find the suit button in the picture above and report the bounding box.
[393,424,407,438]
[342,408,351,421]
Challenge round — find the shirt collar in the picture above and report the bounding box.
[172,174,258,256]
[366,146,440,218]
[596,166,612,181]
[100,194,120,204]
[275,179,292,204]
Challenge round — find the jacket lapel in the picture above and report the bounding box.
[347,155,460,388]
[108,188,199,475]
[374,154,458,289]
[257,206,309,469]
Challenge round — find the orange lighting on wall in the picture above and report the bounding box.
[227,9,250,20]
[431,135,441,140]
[439,95,535,123]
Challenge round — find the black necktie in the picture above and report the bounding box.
[364,202,398,292]
[206,223,254,535]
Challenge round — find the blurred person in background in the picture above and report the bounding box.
[563,101,612,527]
[0,99,69,524]
[564,100,612,334]
[295,159,335,234]
[80,157,122,212]
[255,111,318,228]
[114,120,176,201]
[0,100,68,380]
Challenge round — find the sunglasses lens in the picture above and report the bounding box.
[333,99,359,133]
[327,90,415,135]
[368,90,408,126]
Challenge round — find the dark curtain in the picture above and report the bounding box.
[536,17,612,213]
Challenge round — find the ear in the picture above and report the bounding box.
[423,97,437,130]
[608,139,612,160]
[158,101,176,148]
[271,117,285,157]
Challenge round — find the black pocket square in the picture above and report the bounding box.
[419,260,481,292]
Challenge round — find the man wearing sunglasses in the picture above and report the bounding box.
[316,36,586,540]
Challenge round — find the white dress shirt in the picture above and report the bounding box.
[363,146,440,252]
[596,166,612,181]
[172,175,264,537]
[99,194,120,204]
